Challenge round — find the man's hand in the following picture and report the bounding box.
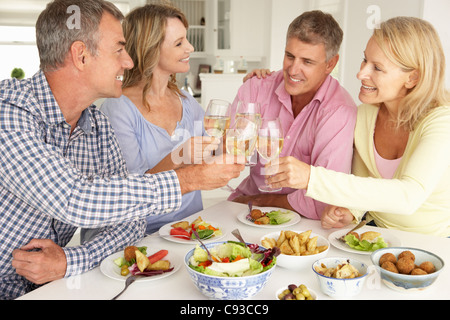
[147,136,220,174]
[12,239,67,284]
[176,154,245,194]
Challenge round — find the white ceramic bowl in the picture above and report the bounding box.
[184,241,276,300]
[370,247,444,293]
[275,284,318,300]
[260,230,329,270]
[312,257,368,298]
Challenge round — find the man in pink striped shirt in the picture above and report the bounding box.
[228,11,357,220]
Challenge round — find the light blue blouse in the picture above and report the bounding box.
[101,91,205,234]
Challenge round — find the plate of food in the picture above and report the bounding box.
[100,245,181,282]
[158,216,226,244]
[328,226,401,255]
[237,206,300,228]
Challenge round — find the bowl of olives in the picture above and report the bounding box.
[276,283,317,300]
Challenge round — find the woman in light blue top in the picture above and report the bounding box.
[101,93,205,234]
[96,4,214,236]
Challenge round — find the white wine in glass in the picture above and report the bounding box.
[225,118,258,158]
[256,118,284,192]
[204,99,234,192]
[204,99,231,138]
[234,101,261,165]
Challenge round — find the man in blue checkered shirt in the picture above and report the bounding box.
[0,0,243,299]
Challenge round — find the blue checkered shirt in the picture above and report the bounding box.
[0,71,182,299]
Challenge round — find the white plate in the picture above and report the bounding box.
[100,249,181,282]
[237,206,301,228]
[328,225,402,255]
[158,219,226,244]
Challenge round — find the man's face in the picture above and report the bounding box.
[282,37,336,98]
[86,12,133,98]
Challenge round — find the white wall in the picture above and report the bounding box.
[268,0,309,71]
[422,0,450,90]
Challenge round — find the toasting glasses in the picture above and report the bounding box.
[256,117,284,192]
[225,101,261,166]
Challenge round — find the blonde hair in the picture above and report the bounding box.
[373,17,450,131]
[122,3,188,110]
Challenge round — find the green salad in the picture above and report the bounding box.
[189,242,277,277]
[344,234,388,252]
[266,210,291,225]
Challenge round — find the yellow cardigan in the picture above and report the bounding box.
[307,104,450,237]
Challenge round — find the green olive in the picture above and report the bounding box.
[295,293,306,300]
[300,284,311,298]
[278,289,290,300]
[292,287,302,295]
[121,266,130,276]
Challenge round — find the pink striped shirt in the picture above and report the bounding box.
[228,70,357,219]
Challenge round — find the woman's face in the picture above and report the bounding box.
[157,17,194,75]
[357,37,416,110]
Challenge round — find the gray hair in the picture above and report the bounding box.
[287,10,343,61]
[36,0,123,72]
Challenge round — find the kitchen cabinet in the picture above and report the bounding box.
[208,0,269,60]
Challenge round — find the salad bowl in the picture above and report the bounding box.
[184,241,277,300]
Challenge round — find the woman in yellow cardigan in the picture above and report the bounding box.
[266,17,450,237]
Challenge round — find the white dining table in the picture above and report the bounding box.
[18,200,450,301]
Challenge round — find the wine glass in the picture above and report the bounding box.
[203,99,234,191]
[203,99,231,139]
[225,117,258,160]
[234,101,261,166]
[256,118,284,192]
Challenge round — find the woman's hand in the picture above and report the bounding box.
[243,69,274,83]
[265,156,311,190]
[321,206,354,229]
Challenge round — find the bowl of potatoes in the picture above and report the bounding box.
[260,230,329,270]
